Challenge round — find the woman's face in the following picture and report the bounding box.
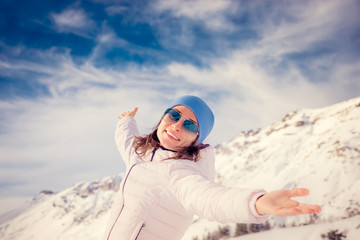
[157,105,199,151]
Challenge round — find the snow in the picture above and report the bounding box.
[0,97,359,240]
[229,215,360,240]
[181,215,360,240]
[0,175,122,240]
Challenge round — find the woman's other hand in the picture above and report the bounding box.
[255,188,321,217]
[118,107,138,120]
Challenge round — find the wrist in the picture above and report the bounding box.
[255,194,266,215]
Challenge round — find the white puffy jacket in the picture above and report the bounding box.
[102,117,268,240]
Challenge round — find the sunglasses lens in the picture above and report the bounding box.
[183,120,199,134]
[167,109,181,122]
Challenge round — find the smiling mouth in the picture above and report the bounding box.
[166,130,180,141]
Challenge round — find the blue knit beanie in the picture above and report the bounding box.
[167,95,215,146]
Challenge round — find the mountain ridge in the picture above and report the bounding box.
[213,96,360,225]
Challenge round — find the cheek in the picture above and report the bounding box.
[157,123,163,138]
[157,121,166,139]
[185,135,197,146]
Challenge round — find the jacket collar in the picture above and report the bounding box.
[145,146,177,162]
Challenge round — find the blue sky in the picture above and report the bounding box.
[0,0,360,214]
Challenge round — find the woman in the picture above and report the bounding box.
[103,95,321,240]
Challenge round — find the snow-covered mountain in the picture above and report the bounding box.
[215,96,360,223]
[0,175,123,240]
[1,97,359,240]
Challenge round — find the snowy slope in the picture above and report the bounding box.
[229,215,360,240]
[0,97,359,240]
[0,175,122,240]
[215,96,360,224]
[182,215,360,240]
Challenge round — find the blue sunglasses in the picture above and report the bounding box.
[164,108,199,135]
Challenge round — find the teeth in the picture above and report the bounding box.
[167,131,179,140]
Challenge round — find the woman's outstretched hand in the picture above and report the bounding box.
[118,107,138,120]
[255,188,321,217]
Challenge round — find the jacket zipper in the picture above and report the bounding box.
[150,147,158,162]
[107,164,138,240]
[134,223,146,240]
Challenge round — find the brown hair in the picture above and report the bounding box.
[133,123,208,162]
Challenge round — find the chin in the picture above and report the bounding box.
[158,136,176,151]
[162,142,179,151]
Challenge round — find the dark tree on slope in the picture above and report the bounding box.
[321,229,347,240]
[234,223,248,236]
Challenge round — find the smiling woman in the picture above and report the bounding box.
[102,95,321,240]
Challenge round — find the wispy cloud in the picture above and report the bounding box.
[50,8,96,37]
[154,0,233,31]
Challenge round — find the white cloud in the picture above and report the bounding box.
[255,0,347,56]
[153,0,233,31]
[50,8,96,36]
[0,77,163,198]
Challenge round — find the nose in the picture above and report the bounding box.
[172,119,183,132]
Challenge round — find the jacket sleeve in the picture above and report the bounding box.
[169,160,268,224]
[196,146,216,181]
[114,116,140,168]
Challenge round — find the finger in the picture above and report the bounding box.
[288,188,310,198]
[274,205,320,217]
[274,207,302,217]
[128,107,138,117]
[118,112,128,120]
[297,203,322,213]
[131,107,138,115]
